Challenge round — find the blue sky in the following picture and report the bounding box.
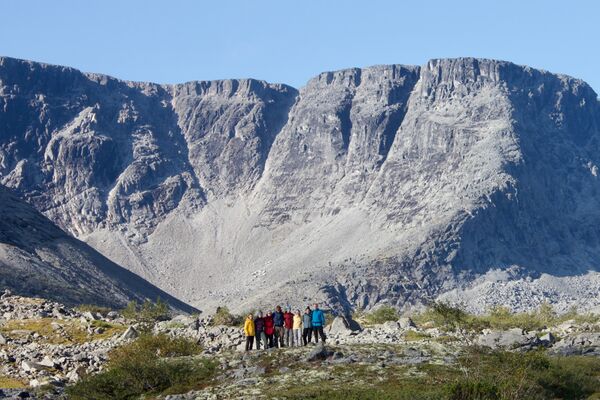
[1,1,598,92]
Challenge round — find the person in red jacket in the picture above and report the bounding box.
[283,308,295,347]
[264,311,275,348]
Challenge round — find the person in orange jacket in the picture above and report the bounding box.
[243,313,255,351]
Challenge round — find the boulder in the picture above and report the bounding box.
[120,326,139,341]
[477,328,536,349]
[304,342,333,362]
[0,333,6,345]
[21,360,45,372]
[381,321,400,332]
[106,311,120,320]
[397,317,416,329]
[327,316,353,336]
[539,332,556,346]
[39,356,56,368]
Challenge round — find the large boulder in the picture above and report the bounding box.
[304,342,333,362]
[477,328,537,349]
[120,326,139,341]
[327,316,360,336]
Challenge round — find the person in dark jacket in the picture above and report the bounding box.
[273,305,285,348]
[302,307,313,345]
[254,311,266,350]
[311,303,327,343]
[264,311,275,348]
[283,308,294,347]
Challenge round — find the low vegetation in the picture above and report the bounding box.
[265,349,600,400]
[0,375,26,389]
[66,333,214,400]
[412,301,600,332]
[121,298,169,325]
[0,318,124,345]
[211,306,244,326]
[355,305,400,325]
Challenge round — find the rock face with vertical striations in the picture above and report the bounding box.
[1,56,600,313]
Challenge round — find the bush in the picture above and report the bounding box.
[361,306,399,325]
[445,380,499,400]
[413,301,468,331]
[211,306,244,326]
[66,334,212,400]
[121,298,169,325]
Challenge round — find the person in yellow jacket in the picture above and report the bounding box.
[293,309,303,347]
[244,313,255,351]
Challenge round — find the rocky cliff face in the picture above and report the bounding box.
[1,56,599,313]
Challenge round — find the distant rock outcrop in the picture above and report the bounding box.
[0,184,195,312]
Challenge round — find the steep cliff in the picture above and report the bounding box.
[1,56,599,312]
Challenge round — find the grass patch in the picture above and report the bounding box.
[404,330,432,341]
[0,375,26,389]
[0,318,124,345]
[66,333,212,400]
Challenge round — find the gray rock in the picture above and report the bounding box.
[21,360,45,372]
[120,326,139,341]
[477,328,535,349]
[539,332,556,346]
[327,316,353,336]
[305,342,333,362]
[397,317,416,329]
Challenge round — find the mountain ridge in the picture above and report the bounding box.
[1,55,599,313]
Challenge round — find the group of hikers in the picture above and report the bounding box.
[243,303,327,351]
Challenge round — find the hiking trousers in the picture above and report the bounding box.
[313,326,326,343]
[293,328,302,346]
[302,328,312,345]
[245,336,254,351]
[274,326,285,347]
[284,328,293,346]
[255,331,267,349]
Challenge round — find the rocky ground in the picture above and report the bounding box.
[0,293,600,399]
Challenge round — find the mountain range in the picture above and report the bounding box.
[1,56,599,313]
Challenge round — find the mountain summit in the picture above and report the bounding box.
[1,56,599,312]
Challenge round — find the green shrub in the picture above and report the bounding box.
[121,298,169,325]
[211,306,244,326]
[362,306,399,325]
[413,301,468,331]
[66,334,211,400]
[445,380,499,400]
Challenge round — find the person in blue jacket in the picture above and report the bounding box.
[311,303,327,343]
